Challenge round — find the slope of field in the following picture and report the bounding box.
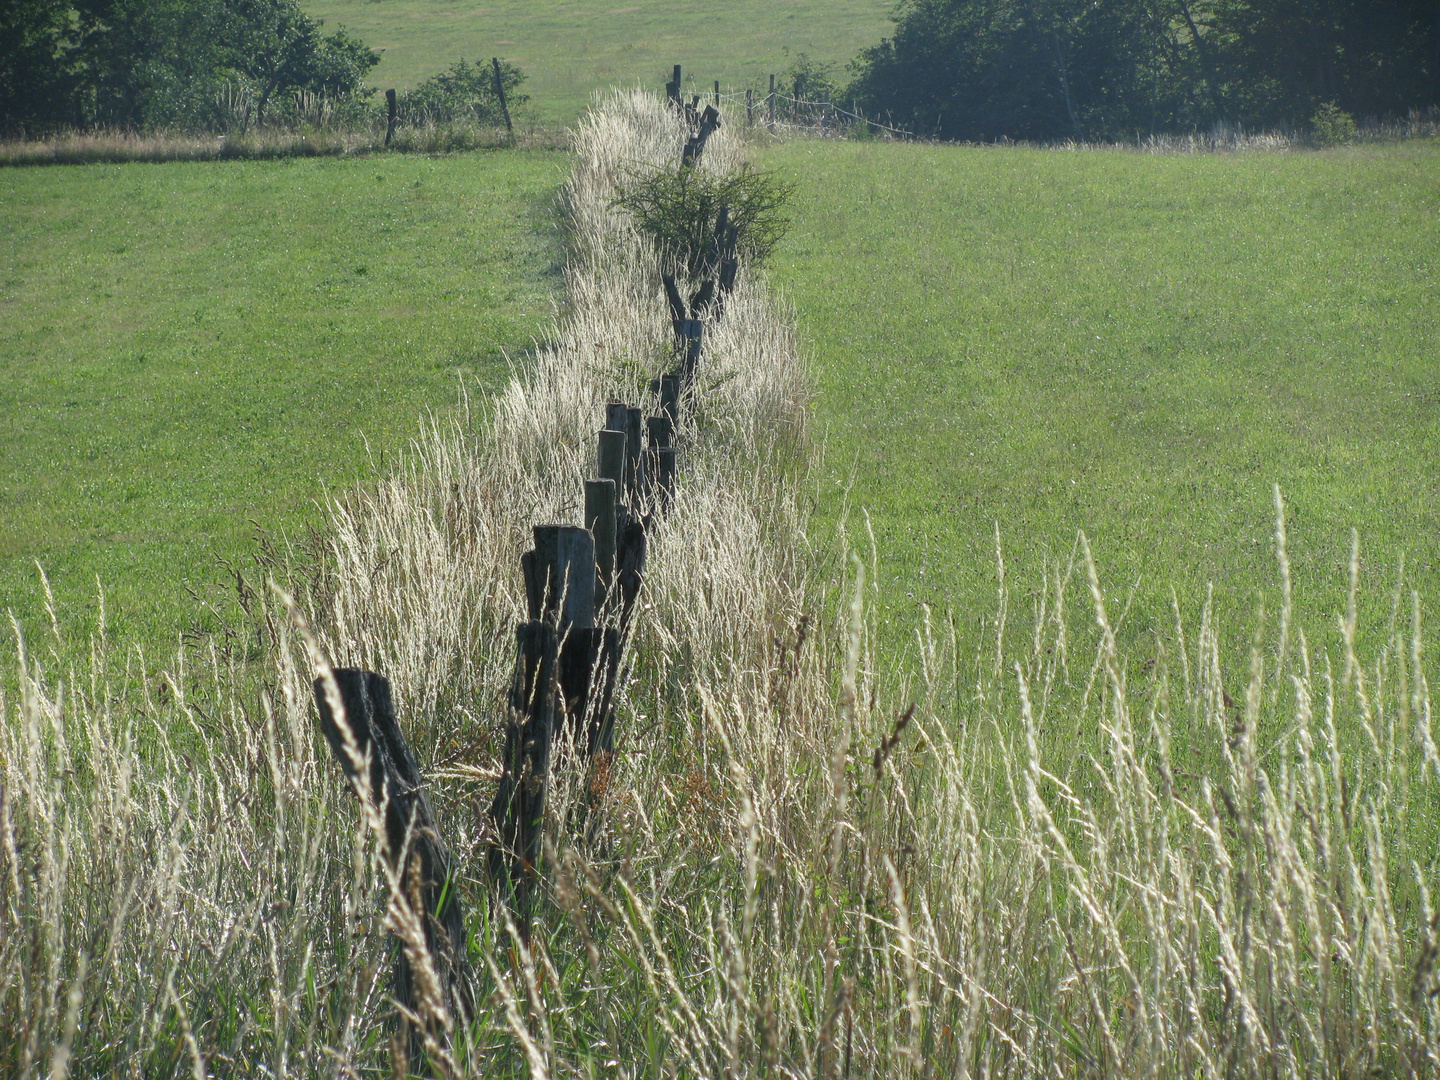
[301,0,891,123]
[0,150,563,652]
[761,138,1440,657]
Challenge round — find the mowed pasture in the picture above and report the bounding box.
[300,0,892,123]
[761,138,1440,660]
[0,151,563,653]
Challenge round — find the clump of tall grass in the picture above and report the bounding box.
[5,88,1439,1078]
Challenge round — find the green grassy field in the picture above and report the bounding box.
[1,150,564,654]
[761,139,1440,659]
[301,0,891,124]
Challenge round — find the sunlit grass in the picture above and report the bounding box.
[0,149,564,653]
[302,0,891,123]
[761,137,1440,660]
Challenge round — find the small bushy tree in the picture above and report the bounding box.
[398,58,527,126]
[613,162,793,280]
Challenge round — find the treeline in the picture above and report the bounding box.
[846,0,1440,141]
[0,0,526,136]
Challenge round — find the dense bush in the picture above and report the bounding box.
[396,57,526,126]
[612,161,793,280]
[0,0,378,134]
[847,0,1440,142]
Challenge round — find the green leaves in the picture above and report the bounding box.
[613,163,794,282]
[398,58,528,127]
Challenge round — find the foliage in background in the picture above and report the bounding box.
[0,0,379,134]
[396,57,526,126]
[612,161,794,281]
[847,0,1440,141]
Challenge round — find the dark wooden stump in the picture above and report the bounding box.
[313,670,471,1028]
[491,58,513,136]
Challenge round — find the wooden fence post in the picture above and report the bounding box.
[747,87,754,126]
[532,524,596,630]
[714,80,720,107]
[488,619,556,933]
[598,426,627,496]
[313,669,471,1030]
[492,57,513,136]
[681,104,721,167]
[585,478,617,608]
[769,74,776,125]
[385,89,397,147]
[666,64,682,104]
[660,373,680,424]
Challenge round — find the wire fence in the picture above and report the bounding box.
[675,78,914,139]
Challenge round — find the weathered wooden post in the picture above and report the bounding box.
[769,74,776,125]
[605,401,644,500]
[492,57,513,136]
[488,619,556,933]
[598,426,627,496]
[532,525,596,629]
[656,447,677,502]
[384,88,397,147]
[647,415,677,505]
[681,104,721,167]
[714,80,720,107]
[666,64,682,104]
[493,524,598,931]
[313,670,471,1028]
[585,478,617,608]
[747,87,755,126]
[660,373,680,424]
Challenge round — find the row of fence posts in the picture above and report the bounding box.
[668,62,908,136]
[310,78,741,1060]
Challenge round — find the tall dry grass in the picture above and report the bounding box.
[0,123,562,167]
[4,88,1439,1078]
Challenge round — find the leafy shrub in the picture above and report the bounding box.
[612,162,794,280]
[1311,101,1357,146]
[0,0,379,134]
[398,58,526,126]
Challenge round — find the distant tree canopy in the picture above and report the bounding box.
[0,0,379,133]
[846,0,1440,141]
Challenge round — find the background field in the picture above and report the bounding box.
[760,138,1440,659]
[0,150,563,653]
[7,133,1439,674]
[301,0,891,124]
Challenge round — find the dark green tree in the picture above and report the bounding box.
[0,0,80,132]
[846,0,1440,141]
[227,0,375,128]
[3,0,377,133]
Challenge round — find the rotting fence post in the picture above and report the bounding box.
[585,478,617,609]
[769,74,776,126]
[714,80,720,107]
[747,87,754,126]
[384,88,397,147]
[312,669,471,1037]
[492,57,513,137]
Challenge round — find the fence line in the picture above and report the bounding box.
[310,92,744,1048]
[669,65,913,138]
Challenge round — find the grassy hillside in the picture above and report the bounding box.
[301,0,891,124]
[761,138,1440,660]
[0,150,563,653]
